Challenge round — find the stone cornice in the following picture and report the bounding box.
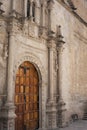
[56,0,87,27]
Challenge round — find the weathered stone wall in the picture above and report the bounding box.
[72,0,87,22]
[0,0,12,16]
[0,16,8,106]
[51,1,87,120]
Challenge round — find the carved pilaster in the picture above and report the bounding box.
[6,32,15,105]
[10,0,16,17]
[29,0,33,22]
[46,32,58,129]
[47,0,54,31]
[47,33,56,102]
[56,26,67,127]
[39,1,47,38]
[0,32,16,130]
[24,0,27,17]
[34,4,40,24]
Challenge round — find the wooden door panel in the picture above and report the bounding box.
[15,85,20,93]
[25,86,29,93]
[29,103,33,110]
[15,61,39,130]
[16,77,19,84]
[20,85,24,93]
[20,77,24,85]
[19,68,24,76]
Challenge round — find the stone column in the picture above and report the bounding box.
[48,39,56,102]
[46,35,58,130]
[29,0,33,21]
[42,4,46,27]
[0,32,16,130]
[12,0,15,10]
[24,0,27,17]
[47,0,54,32]
[34,4,40,24]
[39,1,47,38]
[6,32,15,105]
[11,0,16,17]
[46,1,58,129]
[56,26,67,128]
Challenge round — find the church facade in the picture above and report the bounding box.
[0,0,87,130]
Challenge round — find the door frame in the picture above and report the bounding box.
[14,61,42,129]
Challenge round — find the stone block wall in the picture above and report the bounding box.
[51,0,87,121]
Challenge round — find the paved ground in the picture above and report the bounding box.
[59,120,87,130]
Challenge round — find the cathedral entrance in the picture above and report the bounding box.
[15,61,39,130]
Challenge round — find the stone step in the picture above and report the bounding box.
[83,113,87,120]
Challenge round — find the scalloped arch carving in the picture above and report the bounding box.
[13,53,46,83]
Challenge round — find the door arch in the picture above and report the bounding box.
[15,61,39,130]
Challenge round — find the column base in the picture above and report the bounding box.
[58,99,67,128]
[28,16,34,22]
[0,102,16,130]
[46,100,58,129]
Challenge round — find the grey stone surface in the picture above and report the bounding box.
[60,120,87,130]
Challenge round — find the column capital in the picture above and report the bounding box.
[56,25,65,53]
[47,40,56,50]
[47,0,54,10]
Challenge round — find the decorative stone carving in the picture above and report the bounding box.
[3,43,8,59]
[39,26,48,39]
[0,2,4,15]
[0,42,7,67]
[47,0,54,10]
[23,19,39,38]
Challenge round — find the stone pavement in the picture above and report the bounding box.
[59,120,87,130]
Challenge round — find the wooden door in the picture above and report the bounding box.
[15,61,39,130]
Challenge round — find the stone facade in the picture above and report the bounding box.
[0,0,87,130]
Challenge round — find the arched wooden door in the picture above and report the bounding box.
[15,61,39,130]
